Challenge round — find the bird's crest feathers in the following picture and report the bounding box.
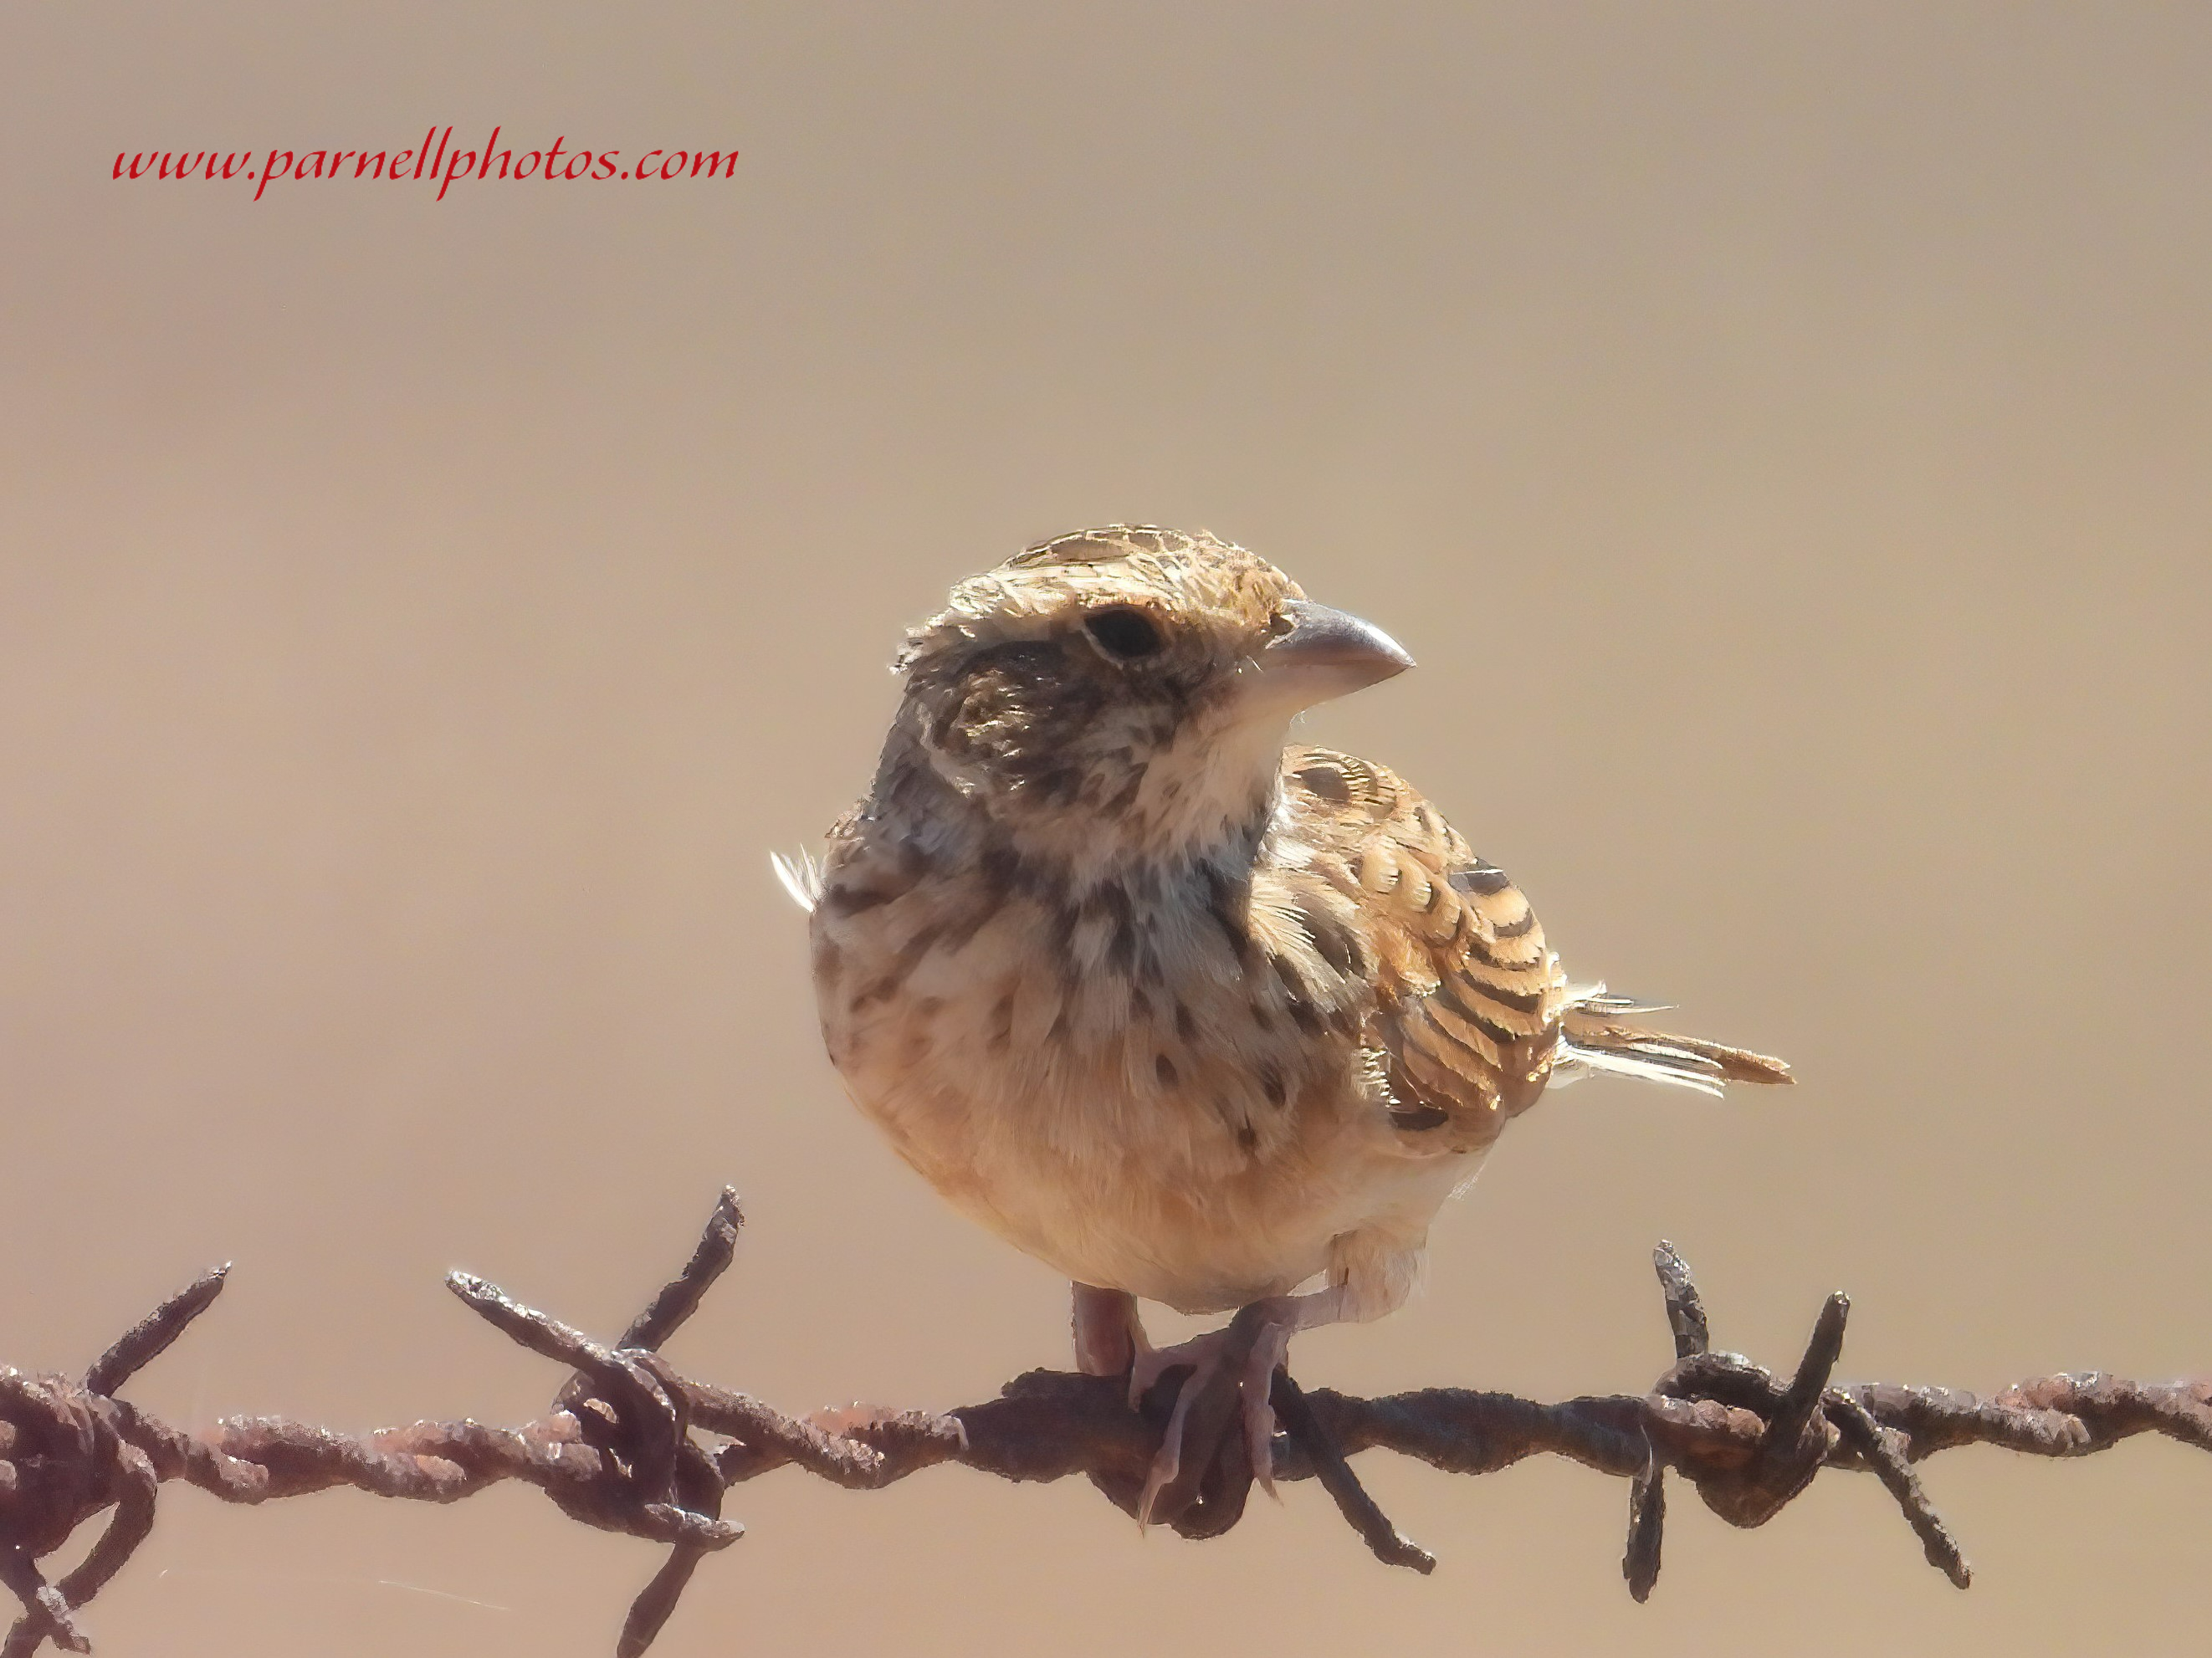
[893,525,1299,678]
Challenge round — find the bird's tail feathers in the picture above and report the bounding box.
[1552,983,1793,1097]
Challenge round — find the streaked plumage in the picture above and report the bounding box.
[791,525,1789,1514]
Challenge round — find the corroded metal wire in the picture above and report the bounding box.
[3,1197,2206,1655]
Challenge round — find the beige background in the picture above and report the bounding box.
[3,5,2209,1655]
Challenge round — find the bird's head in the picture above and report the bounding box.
[888,526,1412,871]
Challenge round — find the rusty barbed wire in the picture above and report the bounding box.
[3,1187,2207,1655]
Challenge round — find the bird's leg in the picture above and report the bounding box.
[1071,1282,1154,1378]
[1130,1282,1354,1524]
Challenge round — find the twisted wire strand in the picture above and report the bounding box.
[3,1196,2206,1656]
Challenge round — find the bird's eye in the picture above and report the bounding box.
[1083,606,1164,662]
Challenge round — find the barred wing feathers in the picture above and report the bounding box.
[1282,747,1788,1153]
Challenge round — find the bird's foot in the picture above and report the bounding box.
[1130,1299,1296,1527]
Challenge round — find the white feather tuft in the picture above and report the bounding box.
[770,849,824,913]
[1563,980,1676,1018]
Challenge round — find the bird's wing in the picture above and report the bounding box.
[1281,747,1569,1152]
[1283,747,1791,1149]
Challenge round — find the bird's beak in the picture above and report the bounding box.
[1240,599,1415,717]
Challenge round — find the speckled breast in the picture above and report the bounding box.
[807,841,1462,1312]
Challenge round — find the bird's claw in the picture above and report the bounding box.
[1244,1320,1293,1501]
[1129,1309,1291,1528]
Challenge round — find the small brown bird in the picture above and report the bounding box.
[782,526,1789,1519]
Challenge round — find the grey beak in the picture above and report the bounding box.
[1266,599,1413,680]
[1246,599,1414,714]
